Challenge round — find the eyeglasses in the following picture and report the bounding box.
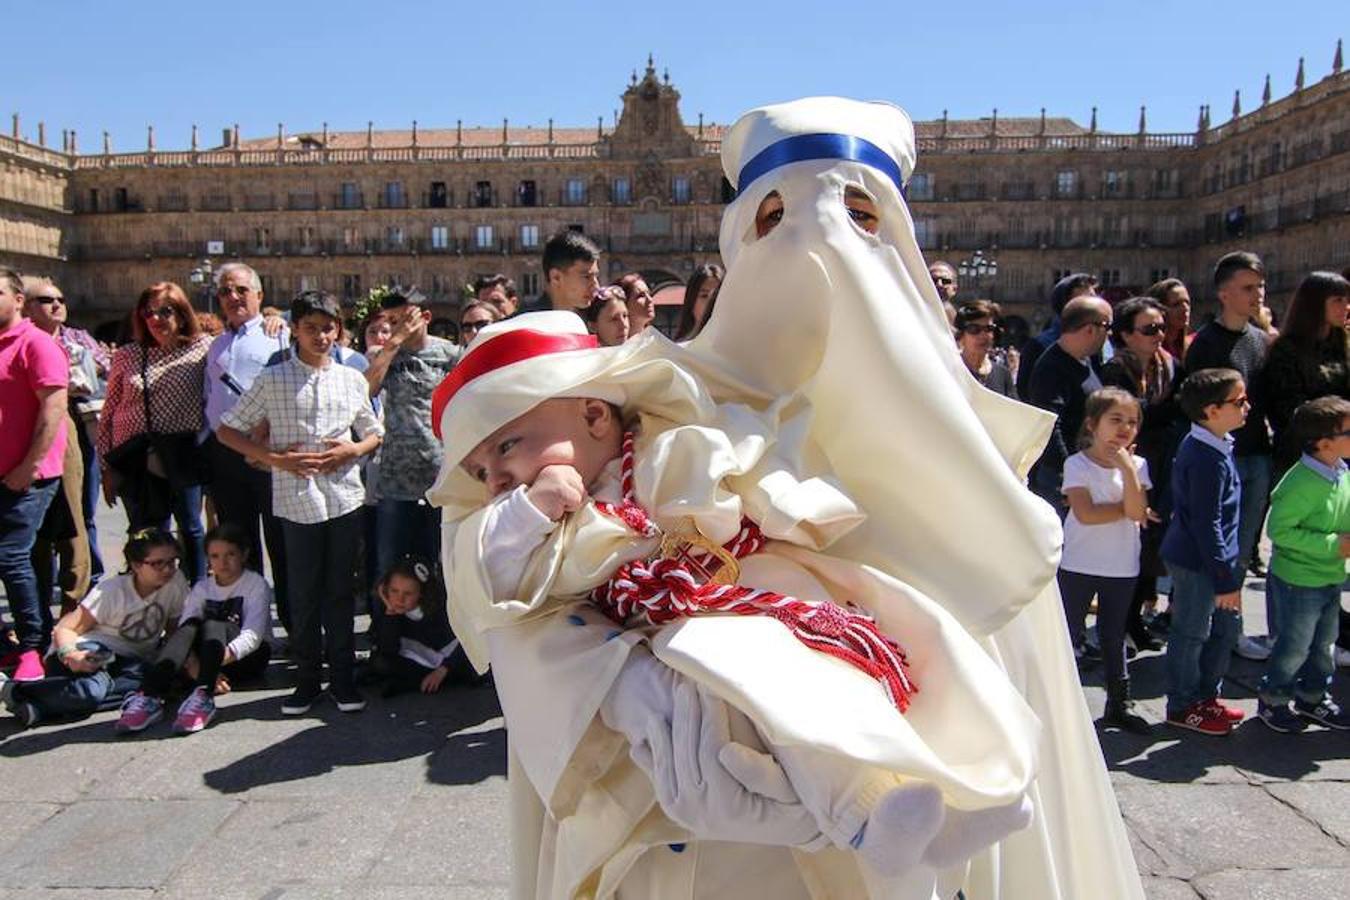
[137,557,178,571]
[1092,320,1112,330]
[460,319,492,333]
[218,284,252,298]
[142,306,176,321]
[960,323,1001,337]
[31,295,65,306]
[1133,323,1166,336]
[1222,395,1251,408]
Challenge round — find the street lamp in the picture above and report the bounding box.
[189,258,214,314]
[957,249,999,300]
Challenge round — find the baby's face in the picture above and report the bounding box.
[462,398,618,498]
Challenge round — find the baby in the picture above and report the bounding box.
[432,313,1037,884]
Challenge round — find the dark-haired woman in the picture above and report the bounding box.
[6,528,188,727]
[1264,271,1350,477]
[676,263,723,340]
[954,300,1016,398]
[1100,296,1182,652]
[97,282,210,582]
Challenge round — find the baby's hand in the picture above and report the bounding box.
[526,464,587,520]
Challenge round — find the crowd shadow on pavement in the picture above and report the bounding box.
[1092,647,1350,784]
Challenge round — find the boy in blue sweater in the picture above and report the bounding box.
[1257,396,1350,732]
[1161,368,1249,735]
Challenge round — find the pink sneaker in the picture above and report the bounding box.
[114,692,164,733]
[13,650,46,682]
[172,687,216,735]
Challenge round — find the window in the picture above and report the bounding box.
[475,225,494,249]
[1149,268,1172,284]
[297,226,315,250]
[1099,268,1122,287]
[298,274,319,292]
[383,181,406,208]
[908,173,933,201]
[474,181,493,208]
[520,224,540,248]
[341,274,362,299]
[517,180,537,207]
[521,272,540,297]
[1102,170,1126,197]
[338,182,361,209]
[672,176,691,204]
[1055,170,1078,197]
[87,188,100,212]
[253,228,271,251]
[612,177,631,204]
[1153,168,1175,195]
[913,218,936,250]
[430,225,449,250]
[428,181,448,208]
[386,226,405,248]
[114,187,129,211]
[342,227,361,251]
[565,178,586,205]
[260,274,276,298]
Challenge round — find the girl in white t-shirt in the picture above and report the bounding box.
[1060,387,1155,733]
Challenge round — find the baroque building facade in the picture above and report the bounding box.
[1,52,1347,335]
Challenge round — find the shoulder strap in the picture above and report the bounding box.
[140,345,154,433]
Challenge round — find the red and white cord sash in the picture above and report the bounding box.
[591,432,917,712]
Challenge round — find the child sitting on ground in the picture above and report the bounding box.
[115,523,274,735]
[371,556,475,697]
[1160,367,1249,736]
[1257,395,1350,733]
[430,313,1038,885]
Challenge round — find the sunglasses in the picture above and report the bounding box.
[460,319,492,332]
[32,295,65,306]
[932,277,954,286]
[218,284,253,298]
[142,306,176,322]
[1133,323,1166,336]
[960,323,1001,337]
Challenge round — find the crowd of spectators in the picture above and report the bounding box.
[0,235,1342,741]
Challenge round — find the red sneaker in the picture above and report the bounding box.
[1167,702,1232,736]
[12,650,46,682]
[1201,698,1246,723]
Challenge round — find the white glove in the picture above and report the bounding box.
[859,784,1034,876]
[620,673,822,847]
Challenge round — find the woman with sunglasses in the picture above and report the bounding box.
[96,283,210,582]
[1100,296,1183,653]
[954,300,1016,398]
[4,528,188,728]
[457,300,500,348]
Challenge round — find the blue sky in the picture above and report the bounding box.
[8,1,1344,150]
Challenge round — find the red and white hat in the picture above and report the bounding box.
[426,311,716,515]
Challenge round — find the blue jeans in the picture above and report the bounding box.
[1234,454,1273,636]
[123,482,206,585]
[11,639,149,723]
[1258,574,1340,705]
[1164,562,1243,716]
[0,478,62,650]
[76,423,105,582]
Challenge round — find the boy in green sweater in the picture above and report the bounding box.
[1257,395,1350,732]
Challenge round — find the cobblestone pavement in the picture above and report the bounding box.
[0,508,1345,898]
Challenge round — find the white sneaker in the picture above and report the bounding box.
[1235,635,1273,662]
[1334,646,1350,669]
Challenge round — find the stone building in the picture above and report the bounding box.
[1,50,1347,336]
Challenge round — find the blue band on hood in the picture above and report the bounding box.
[736,133,906,198]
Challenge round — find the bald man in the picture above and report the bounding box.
[1026,295,1113,516]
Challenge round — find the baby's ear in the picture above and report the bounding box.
[580,398,618,436]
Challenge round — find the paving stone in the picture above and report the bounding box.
[160,796,406,894]
[368,792,511,886]
[0,803,62,857]
[1265,781,1350,847]
[1141,876,1199,899]
[0,890,156,899]
[0,718,148,803]
[1193,868,1350,899]
[0,799,238,888]
[1114,784,1347,879]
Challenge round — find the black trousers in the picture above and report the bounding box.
[207,436,290,631]
[141,617,271,697]
[282,510,361,688]
[1058,569,1137,683]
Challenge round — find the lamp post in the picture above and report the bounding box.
[957,249,999,299]
[189,258,214,315]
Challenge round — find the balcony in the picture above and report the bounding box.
[288,192,319,211]
[200,194,231,212]
[333,192,365,210]
[377,194,410,210]
[156,195,190,212]
[1001,183,1036,201]
[243,194,276,211]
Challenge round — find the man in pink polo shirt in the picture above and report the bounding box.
[0,267,69,681]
